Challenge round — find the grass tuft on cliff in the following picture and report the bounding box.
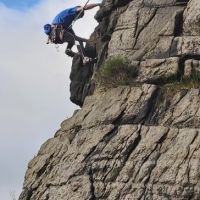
[163,69,200,92]
[97,55,138,86]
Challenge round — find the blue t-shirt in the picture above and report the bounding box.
[52,6,79,28]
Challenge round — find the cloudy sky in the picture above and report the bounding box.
[0,0,99,199]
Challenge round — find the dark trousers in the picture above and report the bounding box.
[63,29,87,52]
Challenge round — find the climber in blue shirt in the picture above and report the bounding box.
[44,4,101,58]
[52,6,84,28]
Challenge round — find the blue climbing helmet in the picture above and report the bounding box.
[43,24,51,35]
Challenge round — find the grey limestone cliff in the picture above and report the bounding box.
[19,0,200,199]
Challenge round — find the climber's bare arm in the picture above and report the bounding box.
[77,3,101,12]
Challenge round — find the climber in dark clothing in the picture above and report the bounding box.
[43,4,101,58]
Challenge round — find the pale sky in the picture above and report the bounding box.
[0,0,99,199]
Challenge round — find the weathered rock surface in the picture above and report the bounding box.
[20,86,200,200]
[69,32,98,106]
[20,0,200,199]
[69,54,94,107]
[70,0,200,106]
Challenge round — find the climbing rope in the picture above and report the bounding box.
[69,0,90,29]
[66,0,91,59]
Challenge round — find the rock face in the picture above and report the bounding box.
[70,0,200,106]
[69,54,94,106]
[19,0,200,199]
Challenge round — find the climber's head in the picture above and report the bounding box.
[43,24,51,35]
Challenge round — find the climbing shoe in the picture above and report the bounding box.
[83,57,98,65]
[65,49,75,57]
[92,57,98,63]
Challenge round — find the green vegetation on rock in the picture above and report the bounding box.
[96,55,138,86]
[163,79,200,91]
[163,69,200,92]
